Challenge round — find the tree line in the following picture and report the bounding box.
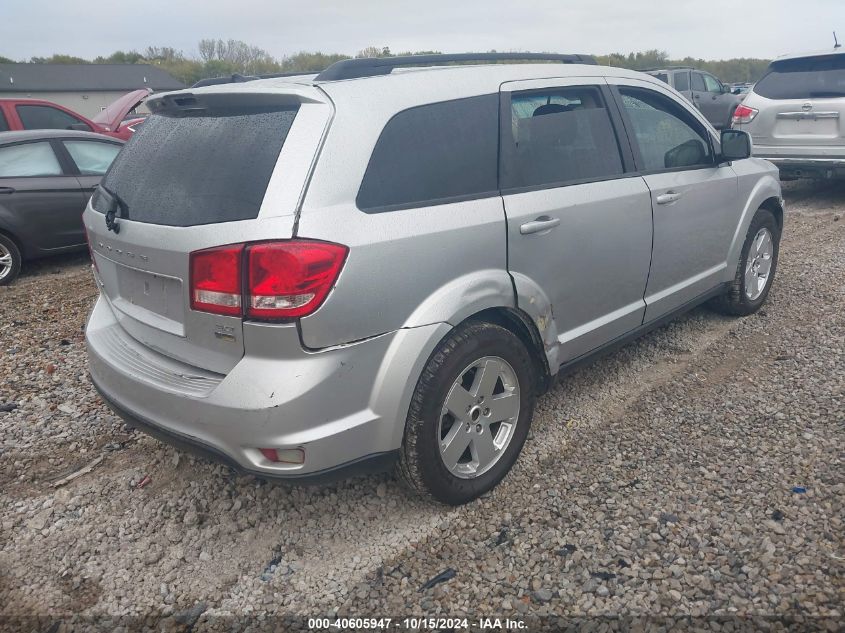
[0,41,771,84]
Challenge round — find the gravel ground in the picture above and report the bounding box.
[0,180,842,630]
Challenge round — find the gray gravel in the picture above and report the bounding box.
[0,180,842,628]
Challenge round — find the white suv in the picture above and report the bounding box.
[732,48,845,179]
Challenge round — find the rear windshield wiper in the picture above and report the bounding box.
[99,184,129,220]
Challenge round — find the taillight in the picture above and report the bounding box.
[188,240,347,320]
[190,244,244,316]
[732,104,758,125]
[247,241,348,319]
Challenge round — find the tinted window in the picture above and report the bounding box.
[0,142,62,177]
[703,74,721,93]
[619,87,713,171]
[655,73,669,84]
[501,86,624,190]
[64,140,122,175]
[674,72,690,92]
[95,106,298,226]
[755,55,845,99]
[357,95,498,211]
[0,110,8,132]
[691,73,706,92]
[16,105,89,131]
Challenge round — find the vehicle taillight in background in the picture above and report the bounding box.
[732,104,759,125]
[188,240,348,320]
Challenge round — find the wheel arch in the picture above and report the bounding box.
[0,227,24,258]
[465,306,553,395]
[760,195,784,231]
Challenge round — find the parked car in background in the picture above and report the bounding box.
[0,88,150,141]
[646,67,745,129]
[732,48,845,180]
[0,130,123,285]
[84,53,782,505]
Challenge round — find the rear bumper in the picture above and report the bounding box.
[752,145,845,176]
[86,295,445,479]
[91,377,398,483]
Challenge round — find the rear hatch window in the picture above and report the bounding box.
[754,55,845,100]
[93,105,298,226]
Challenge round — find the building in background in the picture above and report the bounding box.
[0,64,184,117]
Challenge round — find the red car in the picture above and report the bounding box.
[0,88,150,141]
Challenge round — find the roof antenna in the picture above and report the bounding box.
[835,31,842,49]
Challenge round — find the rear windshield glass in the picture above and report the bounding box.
[754,55,845,99]
[93,105,298,226]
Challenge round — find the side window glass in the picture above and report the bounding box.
[502,86,624,190]
[655,73,669,84]
[691,73,706,92]
[618,87,713,172]
[357,95,499,211]
[64,141,121,175]
[703,74,721,93]
[0,110,8,132]
[674,72,690,92]
[16,105,90,131]
[0,142,63,177]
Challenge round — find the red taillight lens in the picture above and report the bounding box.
[189,244,244,316]
[247,240,348,319]
[732,104,758,125]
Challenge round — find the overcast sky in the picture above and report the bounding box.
[2,0,844,62]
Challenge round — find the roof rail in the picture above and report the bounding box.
[640,66,696,72]
[314,52,597,81]
[190,71,315,88]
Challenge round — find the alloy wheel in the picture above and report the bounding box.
[437,356,521,479]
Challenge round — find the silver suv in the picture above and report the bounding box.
[84,53,783,505]
[732,48,845,179]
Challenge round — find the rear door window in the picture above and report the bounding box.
[0,110,8,132]
[16,105,90,131]
[0,142,63,177]
[356,95,499,212]
[63,140,122,175]
[674,72,690,92]
[95,105,298,226]
[754,55,845,99]
[501,86,625,190]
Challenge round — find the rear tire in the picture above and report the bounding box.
[709,208,780,316]
[0,234,21,286]
[397,321,537,505]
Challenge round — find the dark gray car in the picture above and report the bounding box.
[0,130,123,284]
[646,67,745,129]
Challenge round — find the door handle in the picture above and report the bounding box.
[656,191,683,205]
[0,187,14,194]
[520,216,560,235]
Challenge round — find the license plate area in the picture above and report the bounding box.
[99,258,185,336]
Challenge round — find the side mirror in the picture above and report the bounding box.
[720,129,751,161]
[67,123,91,131]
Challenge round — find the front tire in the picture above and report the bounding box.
[709,207,780,316]
[397,321,537,505]
[0,234,21,286]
